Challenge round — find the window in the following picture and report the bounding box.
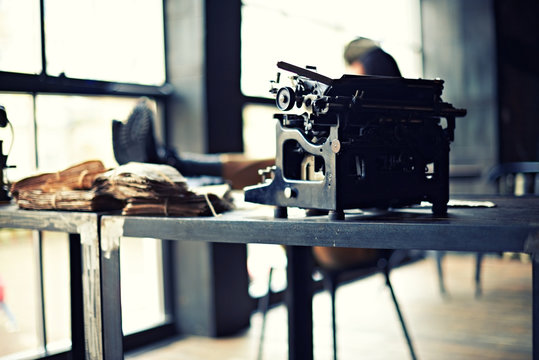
[120,237,166,335]
[44,0,166,85]
[34,95,140,172]
[241,0,423,160]
[0,94,35,181]
[42,232,72,353]
[241,0,423,100]
[0,0,41,74]
[240,0,424,298]
[0,230,42,359]
[0,1,171,358]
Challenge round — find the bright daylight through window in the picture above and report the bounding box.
[241,0,423,297]
[0,1,167,359]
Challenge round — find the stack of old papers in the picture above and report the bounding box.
[121,186,232,216]
[14,189,123,211]
[93,162,189,200]
[11,160,107,193]
[11,160,233,216]
[11,160,122,211]
[94,162,233,216]
[11,161,233,217]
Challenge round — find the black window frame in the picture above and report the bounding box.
[204,0,275,155]
[0,1,176,359]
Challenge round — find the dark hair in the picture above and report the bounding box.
[359,47,402,77]
[343,37,378,65]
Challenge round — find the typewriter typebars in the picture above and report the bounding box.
[244,62,466,218]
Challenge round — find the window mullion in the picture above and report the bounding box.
[33,230,48,356]
[39,0,46,76]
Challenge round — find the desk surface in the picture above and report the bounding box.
[3,196,538,360]
[2,196,537,253]
[0,203,99,232]
[100,195,539,254]
[100,195,539,360]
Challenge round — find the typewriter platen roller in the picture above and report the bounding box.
[244,62,466,218]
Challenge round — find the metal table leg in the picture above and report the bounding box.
[69,234,85,360]
[286,245,314,360]
[79,220,105,360]
[533,253,538,360]
[100,217,125,359]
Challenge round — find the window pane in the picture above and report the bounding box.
[241,0,422,98]
[120,237,165,334]
[35,95,149,172]
[0,93,37,182]
[247,244,287,297]
[45,0,166,85]
[0,0,41,74]
[42,232,71,352]
[242,104,276,159]
[0,229,42,358]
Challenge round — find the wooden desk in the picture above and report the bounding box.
[2,196,538,359]
[99,195,539,360]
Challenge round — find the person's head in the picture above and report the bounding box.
[343,37,401,77]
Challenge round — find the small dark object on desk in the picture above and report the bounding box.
[245,62,467,218]
[0,140,10,203]
[1,105,15,202]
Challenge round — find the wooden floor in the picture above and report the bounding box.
[126,253,532,360]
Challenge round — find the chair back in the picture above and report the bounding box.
[487,162,539,195]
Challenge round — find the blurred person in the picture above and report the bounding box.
[343,37,402,77]
[0,275,17,331]
[313,38,402,270]
[113,38,401,191]
[113,39,403,273]
[112,97,274,190]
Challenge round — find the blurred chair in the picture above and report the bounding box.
[257,247,418,360]
[436,162,539,297]
[487,161,539,195]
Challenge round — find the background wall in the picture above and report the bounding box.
[165,1,251,337]
[165,0,206,154]
[495,0,539,163]
[421,0,539,193]
[421,0,498,194]
[162,0,538,337]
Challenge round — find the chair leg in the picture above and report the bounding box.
[257,267,274,360]
[384,270,418,360]
[475,252,484,298]
[322,270,338,360]
[436,251,446,295]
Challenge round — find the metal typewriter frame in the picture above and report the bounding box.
[245,62,466,218]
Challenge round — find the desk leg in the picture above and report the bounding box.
[80,221,105,360]
[69,234,85,360]
[100,218,124,360]
[286,246,314,360]
[534,254,538,360]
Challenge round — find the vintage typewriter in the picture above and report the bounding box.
[244,62,466,219]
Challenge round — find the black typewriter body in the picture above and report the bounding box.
[244,62,466,217]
